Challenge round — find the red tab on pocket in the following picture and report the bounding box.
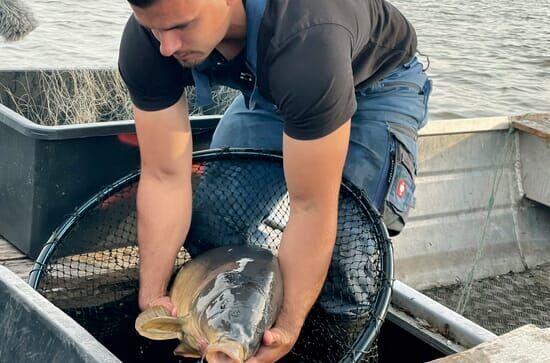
[396,179,407,199]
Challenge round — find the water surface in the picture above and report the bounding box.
[1,0,549,119]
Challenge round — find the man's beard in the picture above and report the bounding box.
[176,55,207,69]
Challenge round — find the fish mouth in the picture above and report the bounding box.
[204,340,245,363]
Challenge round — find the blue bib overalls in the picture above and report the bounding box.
[190,0,433,236]
[188,0,432,316]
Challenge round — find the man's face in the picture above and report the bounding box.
[132,0,234,67]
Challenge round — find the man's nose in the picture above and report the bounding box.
[158,31,182,57]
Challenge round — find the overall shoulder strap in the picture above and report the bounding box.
[245,0,268,75]
[192,0,268,108]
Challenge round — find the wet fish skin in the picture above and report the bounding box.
[136,245,283,362]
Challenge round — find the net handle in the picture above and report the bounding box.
[337,177,394,362]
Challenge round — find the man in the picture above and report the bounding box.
[118,0,432,361]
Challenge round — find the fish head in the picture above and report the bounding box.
[204,339,245,363]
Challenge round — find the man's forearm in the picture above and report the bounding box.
[276,203,338,333]
[136,173,192,309]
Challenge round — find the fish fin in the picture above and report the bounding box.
[135,305,186,340]
[173,340,202,358]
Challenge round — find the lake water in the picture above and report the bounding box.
[1,0,549,120]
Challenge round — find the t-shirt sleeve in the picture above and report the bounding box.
[264,25,356,140]
[118,14,194,112]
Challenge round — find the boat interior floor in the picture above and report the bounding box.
[422,263,550,335]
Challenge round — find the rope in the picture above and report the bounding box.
[456,127,517,315]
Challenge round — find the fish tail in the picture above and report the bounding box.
[135,305,185,341]
[135,305,171,328]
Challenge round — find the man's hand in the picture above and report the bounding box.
[245,324,301,363]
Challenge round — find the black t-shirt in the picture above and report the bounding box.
[118,0,417,140]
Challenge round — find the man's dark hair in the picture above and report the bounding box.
[127,0,157,8]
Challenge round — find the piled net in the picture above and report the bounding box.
[31,151,391,363]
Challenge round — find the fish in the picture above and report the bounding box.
[135,245,283,363]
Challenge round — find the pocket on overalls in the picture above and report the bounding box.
[382,136,417,236]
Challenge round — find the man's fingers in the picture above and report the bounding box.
[162,301,177,317]
[246,328,294,362]
[263,330,275,346]
[158,301,175,315]
[263,329,284,346]
[246,346,277,363]
[147,296,177,316]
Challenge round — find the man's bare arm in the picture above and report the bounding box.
[278,120,351,332]
[246,120,351,363]
[133,94,193,311]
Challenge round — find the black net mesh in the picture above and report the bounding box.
[30,149,392,363]
[423,263,550,335]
